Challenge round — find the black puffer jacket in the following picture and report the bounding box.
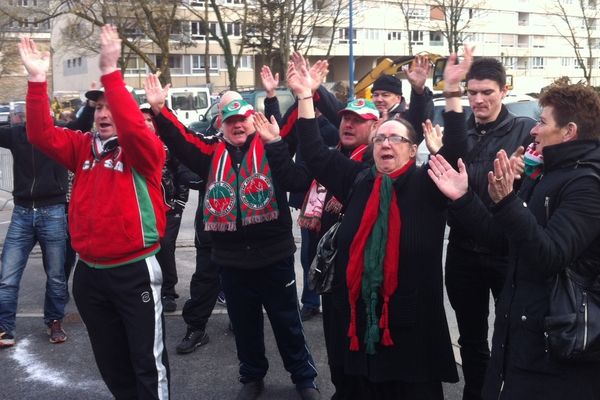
[448,106,536,252]
[0,106,94,208]
[450,140,600,400]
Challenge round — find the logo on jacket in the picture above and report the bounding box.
[240,173,273,210]
[141,291,151,303]
[205,181,236,216]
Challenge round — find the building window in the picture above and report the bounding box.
[410,30,424,45]
[192,55,219,74]
[561,57,571,67]
[191,21,205,39]
[236,55,253,70]
[387,31,401,41]
[156,55,184,75]
[408,6,428,20]
[518,12,529,26]
[364,29,380,40]
[338,28,357,43]
[532,35,545,48]
[531,57,544,69]
[501,56,516,68]
[225,22,242,37]
[500,34,515,47]
[225,0,244,4]
[429,31,443,46]
[125,57,146,75]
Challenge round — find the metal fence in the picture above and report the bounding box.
[0,148,13,209]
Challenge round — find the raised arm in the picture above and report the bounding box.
[145,72,215,178]
[97,25,165,178]
[20,36,86,171]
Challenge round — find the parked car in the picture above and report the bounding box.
[0,104,9,125]
[418,94,540,164]
[188,88,295,133]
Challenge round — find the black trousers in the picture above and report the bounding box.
[445,243,506,400]
[221,256,318,389]
[73,257,170,400]
[181,220,221,331]
[329,368,443,400]
[155,211,183,298]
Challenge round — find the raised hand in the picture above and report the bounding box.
[422,119,443,155]
[443,44,474,91]
[99,25,121,76]
[18,37,50,82]
[309,59,329,93]
[428,155,469,201]
[253,112,280,143]
[286,61,313,98]
[260,65,279,98]
[404,54,431,95]
[144,72,171,114]
[509,146,525,180]
[488,150,515,203]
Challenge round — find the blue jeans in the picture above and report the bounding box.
[0,204,67,335]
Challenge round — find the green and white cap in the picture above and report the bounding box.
[222,99,254,121]
[338,98,378,121]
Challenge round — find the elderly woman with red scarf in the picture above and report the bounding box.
[262,49,472,399]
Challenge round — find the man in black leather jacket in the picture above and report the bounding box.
[444,58,536,400]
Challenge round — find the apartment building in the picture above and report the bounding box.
[0,0,52,103]
[36,0,600,98]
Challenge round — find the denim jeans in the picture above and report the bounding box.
[0,204,67,335]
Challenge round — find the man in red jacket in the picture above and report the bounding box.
[19,26,169,400]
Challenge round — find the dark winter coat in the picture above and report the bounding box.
[0,105,94,208]
[450,139,600,400]
[448,106,535,253]
[284,113,467,384]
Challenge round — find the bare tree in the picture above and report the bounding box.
[56,0,183,86]
[183,0,250,90]
[429,0,486,54]
[395,0,420,56]
[550,0,598,85]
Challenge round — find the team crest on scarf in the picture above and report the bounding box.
[240,173,274,210]
[205,181,236,217]
[204,135,279,231]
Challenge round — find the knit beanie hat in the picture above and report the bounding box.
[372,75,402,95]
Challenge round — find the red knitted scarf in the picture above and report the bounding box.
[346,159,415,354]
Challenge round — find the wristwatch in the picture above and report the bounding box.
[443,90,463,98]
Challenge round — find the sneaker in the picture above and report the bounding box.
[0,329,15,348]
[216,291,227,306]
[236,379,264,400]
[298,387,321,400]
[300,306,320,322]
[162,296,177,313]
[176,328,209,354]
[47,320,67,344]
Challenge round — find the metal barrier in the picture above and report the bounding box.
[0,148,13,210]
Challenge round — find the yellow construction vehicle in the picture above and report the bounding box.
[354,53,513,98]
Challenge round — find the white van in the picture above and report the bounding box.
[165,87,211,126]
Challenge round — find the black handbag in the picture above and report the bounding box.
[543,168,600,362]
[308,221,340,294]
[544,268,600,362]
[307,168,370,295]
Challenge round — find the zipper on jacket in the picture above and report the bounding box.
[583,291,588,350]
[544,196,550,221]
[30,146,36,208]
[497,380,505,400]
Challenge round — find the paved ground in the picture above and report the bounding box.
[1,190,481,399]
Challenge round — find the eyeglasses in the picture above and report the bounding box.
[372,134,412,145]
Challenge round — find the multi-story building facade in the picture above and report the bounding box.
[0,0,52,103]
[2,0,598,101]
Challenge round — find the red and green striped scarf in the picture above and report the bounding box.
[346,159,414,355]
[203,135,279,231]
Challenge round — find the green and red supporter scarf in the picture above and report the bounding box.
[298,144,368,232]
[203,135,279,231]
[524,142,544,181]
[346,159,415,355]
